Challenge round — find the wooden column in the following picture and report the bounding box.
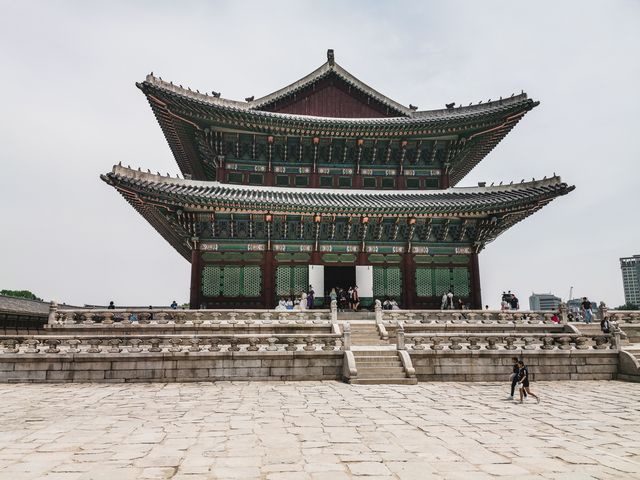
[402,253,416,309]
[470,252,482,309]
[262,250,275,309]
[189,247,202,309]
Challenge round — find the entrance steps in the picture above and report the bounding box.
[349,350,417,385]
[338,311,377,321]
[349,323,389,346]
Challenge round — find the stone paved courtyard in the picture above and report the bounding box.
[0,381,638,479]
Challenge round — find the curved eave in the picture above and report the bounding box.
[138,76,537,135]
[103,165,573,218]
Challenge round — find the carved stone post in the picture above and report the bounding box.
[48,301,58,326]
[375,299,382,323]
[330,300,338,322]
[559,302,568,325]
[396,322,405,350]
[343,322,351,351]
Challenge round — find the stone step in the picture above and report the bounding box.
[350,377,418,385]
[357,367,406,376]
[356,360,402,370]
[353,350,398,356]
[355,357,402,364]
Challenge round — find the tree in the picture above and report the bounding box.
[616,302,639,311]
[0,290,43,301]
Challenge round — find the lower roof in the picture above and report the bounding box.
[102,165,574,259]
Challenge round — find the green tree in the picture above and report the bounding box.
[616,302,639,310]
[0,290,43,301]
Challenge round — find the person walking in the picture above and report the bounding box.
[581,297,593,324]
[508,357,526,400]
[516,360,540,404]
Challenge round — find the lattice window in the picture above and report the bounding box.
[201,266,222,296]
[452,267,470,297]
[372,267,402,298]
[222,266,241,297]
[243,266,262,297]
[415,268,433,297]
[275,266,309,297]
[434,268,451,296]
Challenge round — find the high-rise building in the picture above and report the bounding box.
[620,255,640,306]
[529,293,562,311]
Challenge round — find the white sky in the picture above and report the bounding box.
[1,0,639,308]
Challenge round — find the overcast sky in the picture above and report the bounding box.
[1,1,638,308]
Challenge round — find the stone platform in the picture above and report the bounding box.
[0,381,638,479]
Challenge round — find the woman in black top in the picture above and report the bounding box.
[517,361,540,404]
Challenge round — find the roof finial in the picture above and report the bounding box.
[327,49,335,66]
[245,96,254,102]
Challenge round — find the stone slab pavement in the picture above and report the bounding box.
[0,381,638,479]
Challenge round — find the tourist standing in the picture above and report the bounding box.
[510,294,519,310]
[307,285,314,309]
[441,292,448,310]
[170,300,178,310]
[447,290,454,309]
[516,360,540,404]
[350,285,360,311]
[107,301,115,310]
[581,297,593,324]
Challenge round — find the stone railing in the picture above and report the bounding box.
[0,333,343,354]
[379,309,565,326]
[396,331,617,351]
[607,311,640,324]
[49,306,332,327]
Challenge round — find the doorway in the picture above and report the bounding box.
[324,266,356,295]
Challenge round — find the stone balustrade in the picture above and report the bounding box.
[0,333,343,355]
[49,308,332,327]
[380,309,563,325]
[401,333,616,351]
[608,311,640,324]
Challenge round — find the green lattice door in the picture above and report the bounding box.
[201,265,262,297]
[276,266,308,297]
[415,267,470,297]
[372,266,402,299]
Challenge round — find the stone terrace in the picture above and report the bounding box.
[0,381,639,479]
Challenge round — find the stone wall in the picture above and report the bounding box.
[409,351,619,382]
[0,351,344,383]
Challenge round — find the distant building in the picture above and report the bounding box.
[620,255,640,306]
[529,293,562,311]
[566,298,598,314]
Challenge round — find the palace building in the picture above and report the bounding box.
[102,50,574,309]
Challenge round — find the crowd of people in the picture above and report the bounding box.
[328,286,360,311]
[500,291,520,310]
[275,285,316,311]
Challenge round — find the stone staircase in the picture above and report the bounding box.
[350,350,417,385]
[349,322,389,346]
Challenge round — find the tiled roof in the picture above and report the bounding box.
[103,166,572,217]
[140,73,535,130]
[0,295,50,316]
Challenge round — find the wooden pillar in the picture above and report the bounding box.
[440,172,450,189]
[310,173,319,188]
[470,252,482,309]
[402,253,416,309]
[353,174,363,189]
[189,248,202,309]
[262,250,275,308]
